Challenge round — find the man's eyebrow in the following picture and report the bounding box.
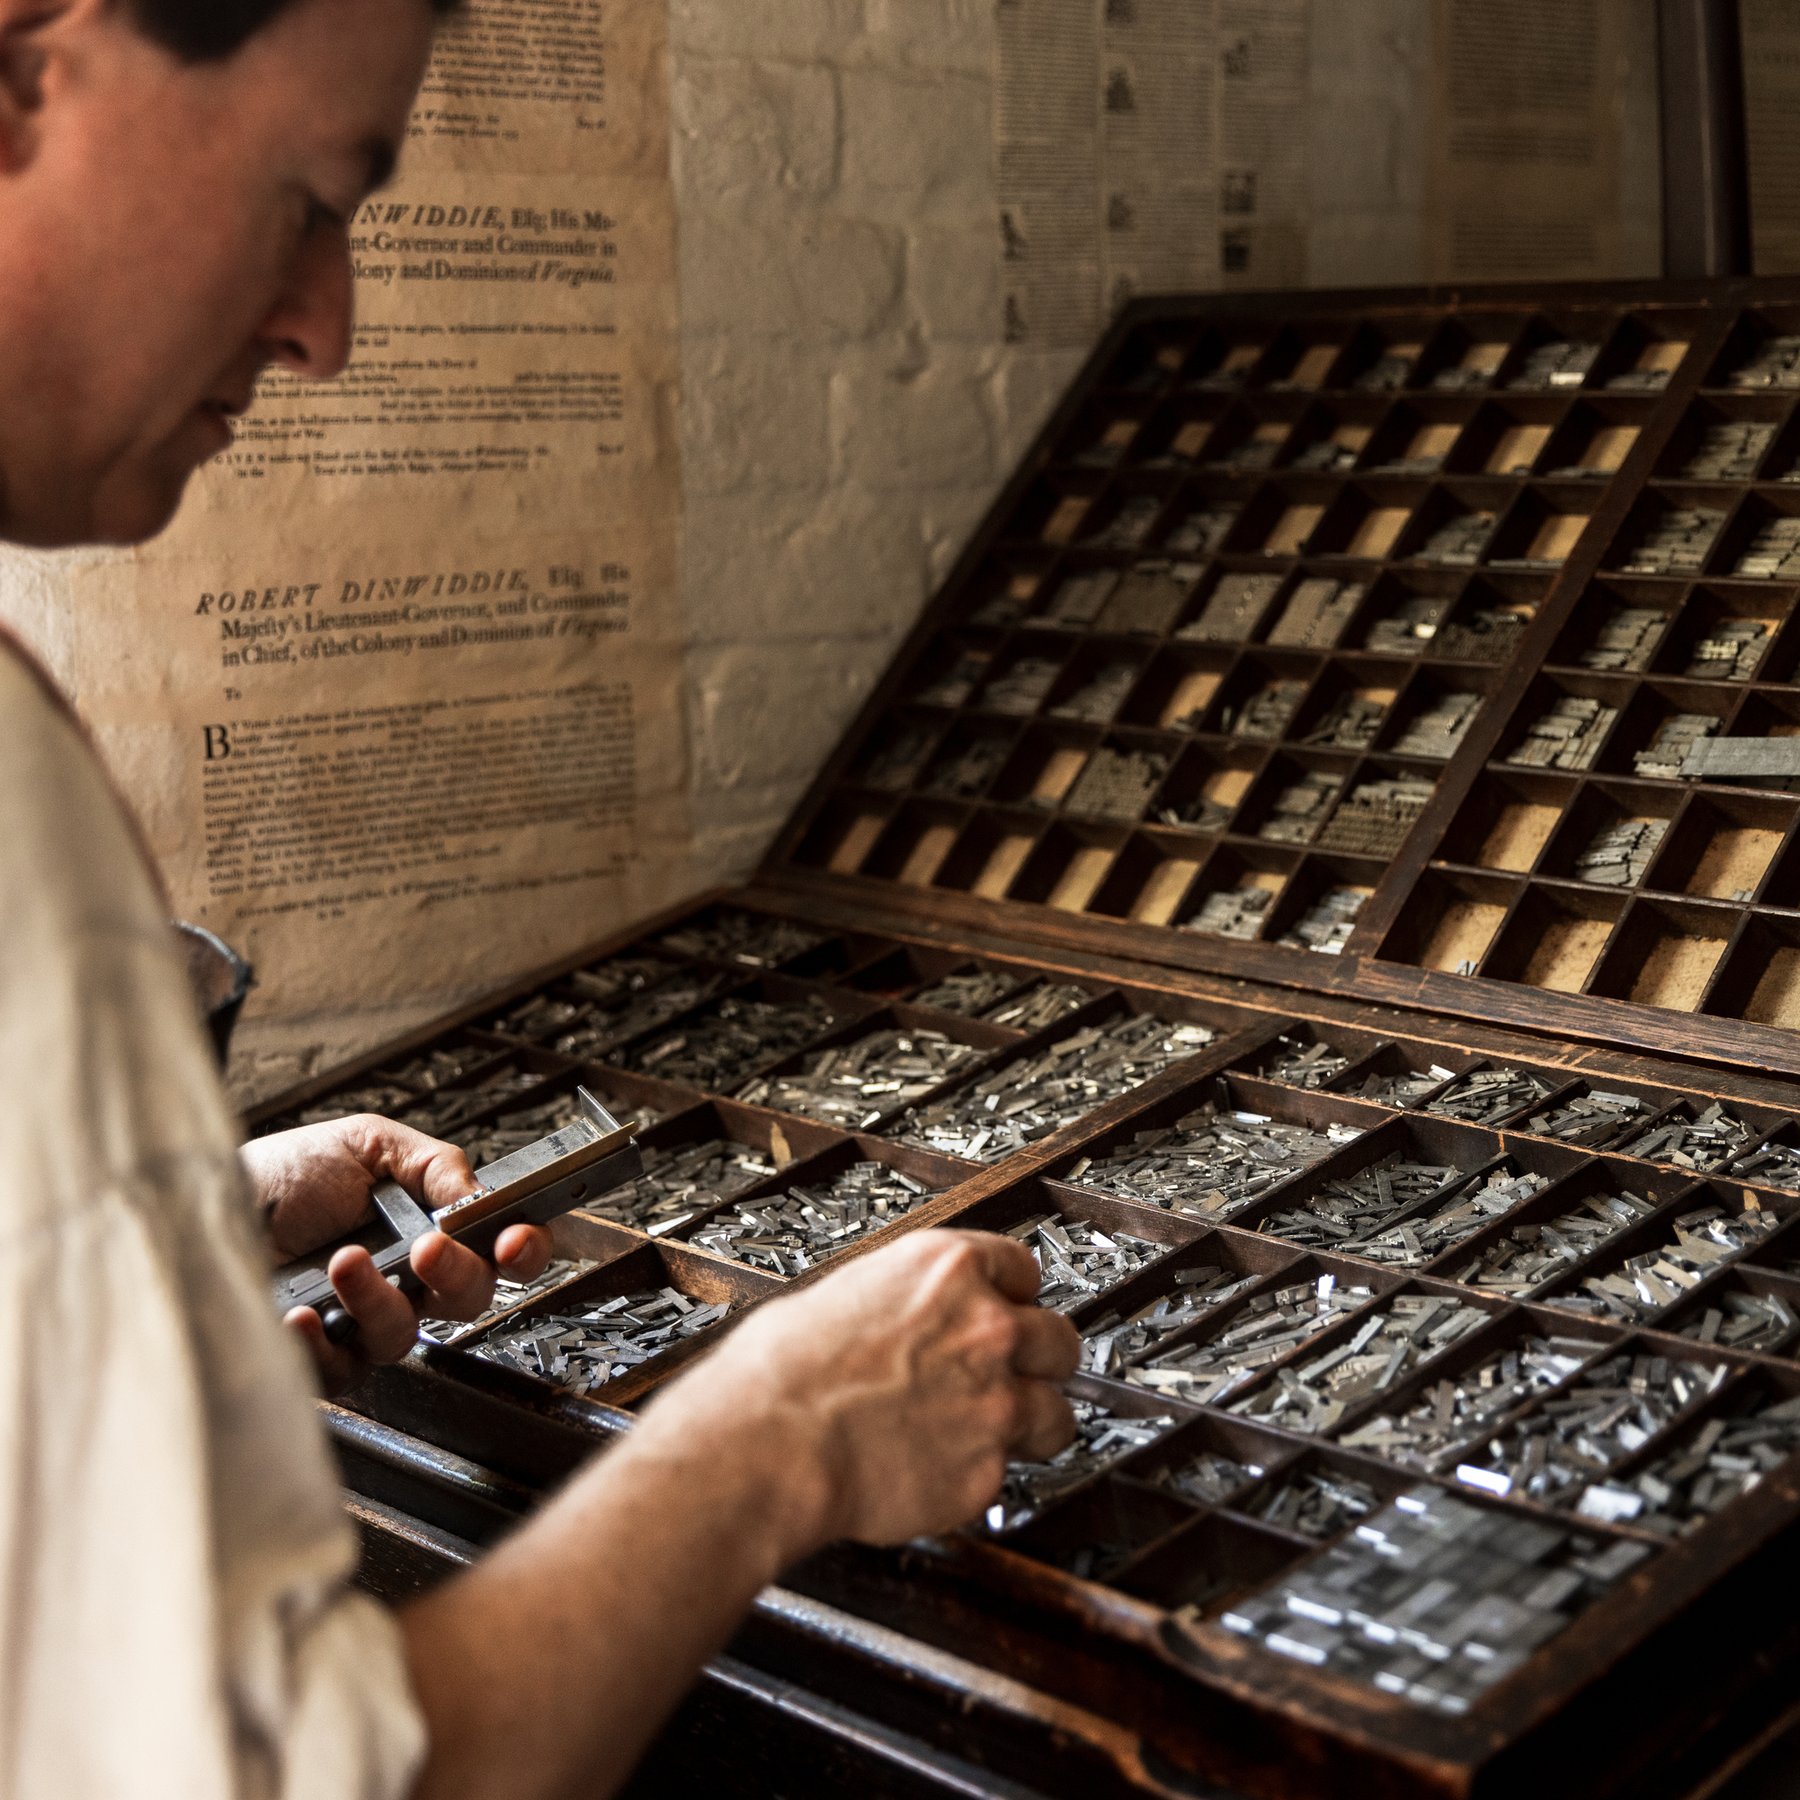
[360,137,400,195]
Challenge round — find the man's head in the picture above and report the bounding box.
[0,0,451,548]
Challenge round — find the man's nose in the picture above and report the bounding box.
[259,222,356,381]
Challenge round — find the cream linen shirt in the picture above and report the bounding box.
[0,641,426,1798]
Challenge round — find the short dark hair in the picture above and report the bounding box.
[129,0,461,61]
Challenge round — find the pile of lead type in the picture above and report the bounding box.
[1727,335,1800,388]
[1352,1061,1458,1105]
[1679,1287,1798,1353]
[586,1135,776,1233]
[1129,1272,1377,1405]
[655,910,826,969]
[397,1064,542,1137]
[1521,1087,1655,1146]
[1303,692,1388,750]
[551,968,731,1059]
[1317,775,1435,856]
[1066,745,1171,819]
[1426,1066,1555,1125]
[1574,818,1666,886]
[1364,596,1447,656]
[1182,573,1282,641]
[483,954,675,1040]
[981,654,1062,715]
[739,1027,982,1131]
[1222,677,1309,740]
[1453,1351,1730,1520]
[1684,618,1770,680]
[1103,564,1192,633]
[1165,503,1242,557]
[1063,1099,1360,1219]
[894,1015,1218,1162]
[1727,1136,1800,1190]
[1622,1102,1760,1172]
[1253,1469,1382,1538]
[1556,1203,1782,1325]
[383,1041,502,1091]
[1415,511,1495,566]
[1683,420,1777,480]
[981,982,1092,1032]
[687,1160,943,1273]
[1277,885,1367,955]
[1255,769,1343,844]
[920,732,1012,798]
[1621,508,1724,576]
[1448,1187,1659,1298]
[1257,1153,1459,1252]
[1080,1265,1264,1375]
[1606,1390,1800,1535]
[1229,1293,1490,1434]
[1266,578,1364,648]
[1633,712,1718,779]
[1006,1213,1167,1310]
[1506,695,1617,770]
[1183,881,1276,940]
[1577,605,1665,672]
[1260,1036,1353,1089]
[1343,1166,1552,1269]
[984,1400,1176,1532]
[1340,1331,1595,1468]
[1510,339,1599,389]
[911,967,1020,1015]
[1051,659,1144,723]
[473,1285,735,1394]
[1152,1445,1263,1506]
[619,992,840,1089]
[1737,514,1800,580]
[1212,1485,1652,1716]
[1393,690,1482,758]
[422,1256,598,1344]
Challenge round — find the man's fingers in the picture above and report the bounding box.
[1011,1306,1081,1381]
[1009,1380,1076,1462]
[495,1222,554,1282]
[410,1230,499,1322]
[940,1230,1043,1306]
[344,1115,479,1211]
[328,1245,421,1363]
[283,1305,362,1398]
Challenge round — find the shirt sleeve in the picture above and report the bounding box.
[0,649,427,1800]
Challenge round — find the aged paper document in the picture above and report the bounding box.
[1423,0,1623,282]
[36,0,690,1061]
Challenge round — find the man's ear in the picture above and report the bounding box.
[0,0,84,174]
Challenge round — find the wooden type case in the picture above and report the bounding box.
[259,281,1800,1800]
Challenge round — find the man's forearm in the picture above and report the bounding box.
[401,1407,827,1800]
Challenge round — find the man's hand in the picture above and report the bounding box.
[242,1114,554,1394]
[642,1227,1082,1554]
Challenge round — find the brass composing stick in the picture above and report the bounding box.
[271,1087,642,1346]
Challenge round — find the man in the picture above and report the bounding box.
[0,2,1080,1795]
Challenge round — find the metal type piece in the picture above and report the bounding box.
[551,969,731,1061]
[1129,1273,1375,1405]
[1340,1333,1591,1468]
[1680,736,1800,781]
[585,1137,776,1235]
[1522,1089,1656,1146]
[1574,819,1667,887]
[1182,882,1274,941]
[1163,503,1242,557]
[910,967,1020,1016]
[1621,507,1725,575]
[1557,1202,1781,1325]
[982,1400,1178,1532]
[1426,1066,1556,1126]
[1080,1266,1261,1374]
[1447,1188,1660,1298]
[1265,577,1364,648]
[1682,421,1776,481]
[1504,694,1618,770]
[1392,690,1482,759]
[1577,605,1666,672]
[1634,712,1719,780]
[1302,693,1388,750]
[1063,1101,1359,1219]
[1453,1351,1729,1513]
[687,1161,943,1273]
[1622,1102,1760,1172]
[1152,1447,1262,1506]
[920,732,1012,798]
[1209,1484,1653,1714]
[618,993,840,1090]
[1259,1154,1461,1252]
[739,1028,983,1131]
[1317,775,1436,857]
[982,982,1091,1031]
[271,1088,642,1345]
[1356,1063,1459,1106]
[1180,573,1283,642]
[1261,1036,1352,1089]
[1729,1136,1800,1190]
[893,1015,1218,1162]
[981,655,1063,715]
[655,910,828,969]
[1345,1166,1552,1269]
[1678,1288,1797,1352]
[1007,1212,1167,1311]
[1683,618,1769,680]
[1256,1469,1382,1538]
[1364,596,1448,655]
[1257,770,1345,845]
[1231,1293,1488,1434]
[1221,676,1309,740]
[1050,659,1144,723]
[1509,341,1601,390]
[472,1284,735,1394]
[1415,511,1497,566]
[1617,1390,1800,1535]
[1065,745,1171,819]
[1277,886,1368,956]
